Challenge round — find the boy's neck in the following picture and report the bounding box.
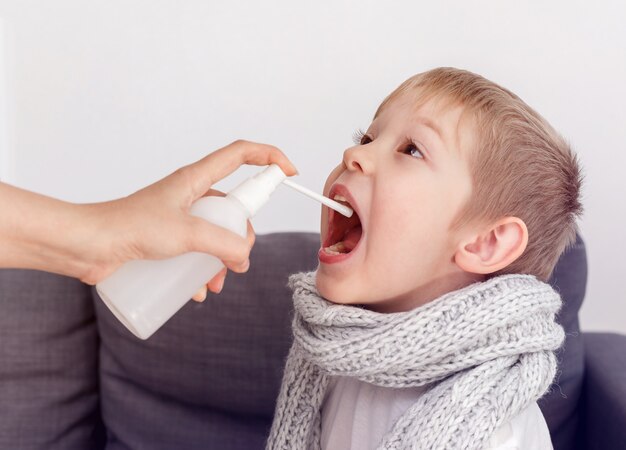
[364,270,485,313]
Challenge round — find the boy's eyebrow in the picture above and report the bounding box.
[417,118,444,143]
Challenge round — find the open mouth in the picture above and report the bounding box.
[322,187,363,257]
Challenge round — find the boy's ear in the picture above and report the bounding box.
[454,217,528,275]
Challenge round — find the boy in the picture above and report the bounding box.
[267,67,583,449]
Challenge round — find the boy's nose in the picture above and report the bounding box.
[343,145,375,175]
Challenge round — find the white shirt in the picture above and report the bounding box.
[321,376,553,450]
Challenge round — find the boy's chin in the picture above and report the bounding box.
[314,269,362,305]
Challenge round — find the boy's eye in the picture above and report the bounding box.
[402,143,425,159]
[352,129,424,159]
[352,128,371,145]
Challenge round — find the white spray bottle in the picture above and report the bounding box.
[96,164,352,340]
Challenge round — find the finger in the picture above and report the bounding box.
[186,217,251,264]
[188,140,298,198]
[246,220,255,249]
[207,268,227,293]
[192,285,208,302]
[223,258,250,274]
[204,188,226,198]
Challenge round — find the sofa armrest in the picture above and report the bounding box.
[582,332,626,449]
[0,269,104,449]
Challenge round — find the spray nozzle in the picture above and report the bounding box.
[227,164,354,218]
[282,179,353,217]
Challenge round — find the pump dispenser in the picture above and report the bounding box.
[97,164,353,339]
[228,163,286,216]
[97,164,288,339]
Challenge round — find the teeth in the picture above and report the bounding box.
[324,242,347,255]
[333,194,349,203]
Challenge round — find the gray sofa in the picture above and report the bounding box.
[0,232,624,450]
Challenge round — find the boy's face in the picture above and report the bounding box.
[316,93,480,312]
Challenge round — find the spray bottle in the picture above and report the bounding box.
[96,164,352,339]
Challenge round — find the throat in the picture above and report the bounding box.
[324,225,362,254]
[342,225,362,251]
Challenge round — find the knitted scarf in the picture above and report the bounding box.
[267,271,564,450]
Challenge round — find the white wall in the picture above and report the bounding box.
[1,0,625,332]
[0,19,12,182]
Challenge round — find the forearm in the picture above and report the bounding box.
[0,182,107,282]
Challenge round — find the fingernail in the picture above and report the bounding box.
[216,277,225,293]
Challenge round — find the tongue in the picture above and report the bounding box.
[341,225,362,252]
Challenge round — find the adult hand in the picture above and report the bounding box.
[0,140,297,301]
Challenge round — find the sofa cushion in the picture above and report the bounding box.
[0,269,103,450]
[581,332,626,449]
[539,233,587,450]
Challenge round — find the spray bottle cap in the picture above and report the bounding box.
[227,164,287,217]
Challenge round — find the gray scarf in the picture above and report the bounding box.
[267,271,564,450]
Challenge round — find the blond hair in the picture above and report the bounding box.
[376,67,583,281]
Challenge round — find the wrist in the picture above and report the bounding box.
[67,201,125,284]
[29,201,110,284]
